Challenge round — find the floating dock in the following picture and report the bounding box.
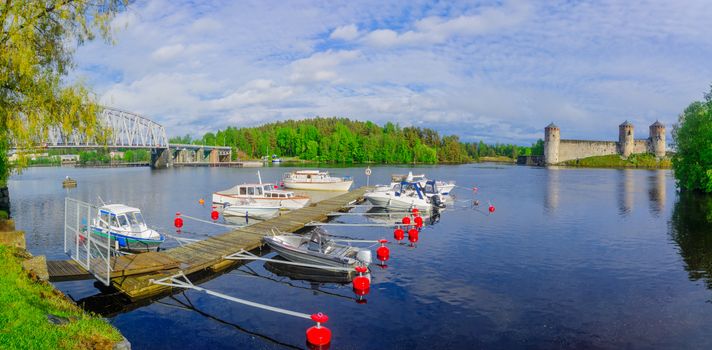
[49,187,370,301]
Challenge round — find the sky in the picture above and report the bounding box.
[72,0,712,144]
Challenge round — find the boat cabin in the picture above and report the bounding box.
[230,183,298,198]
[393,181,426,199]
[96,204,148,233]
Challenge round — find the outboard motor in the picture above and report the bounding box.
[356,249,372,265]
[430,195,446,209]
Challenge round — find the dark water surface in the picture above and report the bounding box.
[8,164,712,349]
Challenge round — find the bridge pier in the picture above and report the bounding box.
[150,148,172,169]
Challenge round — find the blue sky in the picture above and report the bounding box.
[73,0,712,144]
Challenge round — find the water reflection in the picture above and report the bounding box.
[544,168,560,212]
[617,169,635,216]
[669,192,712,289]
[647,170,666,216]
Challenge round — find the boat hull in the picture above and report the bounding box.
[363,193,433,211]
[263,236,356,268]
[283,180,353,191]
[89,227,163,253]
[223,206,280,220]
[212,193,310,210]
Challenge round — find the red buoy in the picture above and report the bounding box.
[211,207,219,220]
[408,228,419,243]
[306,312,331,347]
[174,212,184,228]
[402,216,411,225]
[412,208,419,215]
[488,204,495,213]
[353,266,370,295]
[376,239,390,262]
[414,216,423,227]
[393,228,405,241]
[274,185,279,189]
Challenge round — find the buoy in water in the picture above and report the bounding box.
[401,216,411,225]
[412,208,419,215]
[352,266,370,295]
[414,216,423,227]
[376,239,390,262]
[488,204,495,213]
[393,228,405,241]
[306,313,331,348]
[211,207,219,220]
[408,228,419,243]
[174,212,184,228]
[198,198,205,205]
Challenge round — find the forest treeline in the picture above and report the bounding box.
[171,117,544,164]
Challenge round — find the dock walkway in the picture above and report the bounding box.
[49,187,370,301]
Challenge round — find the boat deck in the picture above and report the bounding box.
[49,187,370,301]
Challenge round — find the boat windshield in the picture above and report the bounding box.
[117,215,129,228]
[127,212,145,226]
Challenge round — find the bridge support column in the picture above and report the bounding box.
[209,149,219,164]
[0,186,10,216]
[151,148,172,169]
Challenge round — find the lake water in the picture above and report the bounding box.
[7,164,712,349]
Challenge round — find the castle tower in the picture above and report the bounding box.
[544,122,560,165]
[649,120,666,157]
[618,121,634,158]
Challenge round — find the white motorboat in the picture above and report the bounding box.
[282,170,353,191]
[222,199,280,220]
[89,204,164,252]
[380,172,456,196]
[263,231,372,269]
[364,180,446,211]
[213,172,310,210]
[213,183,309,210]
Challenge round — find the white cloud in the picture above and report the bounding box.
[330,24,360,40]
[70,0,712,144]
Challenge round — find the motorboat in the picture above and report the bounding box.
[364,180,446,211]
[222,199,280,220]
[282,170,353,191]
[271,154,282,163]
[263,231,372,269]
[213,172,310,210]
[264,256,354,284]
[376,172,456,196]
[90,204,164,252]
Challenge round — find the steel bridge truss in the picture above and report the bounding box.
[46,107,169,149]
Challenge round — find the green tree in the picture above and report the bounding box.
[1,0,126,184]
[672,87,712,192]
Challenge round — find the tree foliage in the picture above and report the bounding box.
[190,117,535,164]
[672,87,712,192]
[0,0,126,184]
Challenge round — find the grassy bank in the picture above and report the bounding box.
[0,245,123,349]
[560,153,671,168]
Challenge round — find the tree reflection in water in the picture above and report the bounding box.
[670,191,712,288]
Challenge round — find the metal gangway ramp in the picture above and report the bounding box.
[64,198,113,285]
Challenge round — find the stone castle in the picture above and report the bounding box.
[544,121,666,165]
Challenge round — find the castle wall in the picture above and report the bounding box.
[632,139,649,154]
[557,140,619,163]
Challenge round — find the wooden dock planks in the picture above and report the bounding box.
[110,187,370,301]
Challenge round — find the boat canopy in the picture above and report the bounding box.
[394,181,426,199]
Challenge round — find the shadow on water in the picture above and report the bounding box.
[670,191,712,289]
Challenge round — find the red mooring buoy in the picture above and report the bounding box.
[402,216,411,225]
[174,212,184,229]
[306,312,332,347]
[393,228,405,241]
[488,204,495,213]
[412,208,419,215]
[376,239,390,262]
[353,266,370,295]
[414,216,423,228]
[408,228,419,243]
[211,207,219,220]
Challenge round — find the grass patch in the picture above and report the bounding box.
[0,245,123,349]
[479,156,516,163]
[0,210,7,220]
[560,153,671,168]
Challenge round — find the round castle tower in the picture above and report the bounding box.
[544,122,560,165]
[618,121,634,158]
[649,120,665,157]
